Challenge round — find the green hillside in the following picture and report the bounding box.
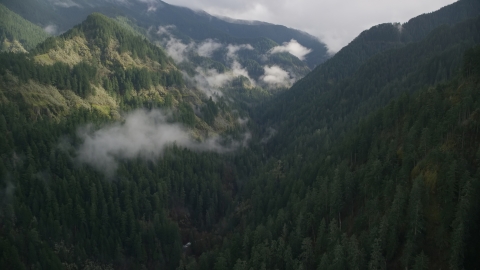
[0,4,49,52]
[0,13,244,136]
[199,45,480,270]
[193,9,480,270]
[0,13,248,270]
[0,0,328,69]
[1,1,480,270]
[0,13,177,117]
[0,0,324,98]
[259,10,480,160]
[288,0,480,89]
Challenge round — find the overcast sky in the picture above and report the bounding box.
[164,0,457,53]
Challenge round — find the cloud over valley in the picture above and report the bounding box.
[75,109,250,175]
[261,65,294,87]
[269,39,311,60]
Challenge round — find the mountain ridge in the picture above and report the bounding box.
[260,0,480,130]
[0,0,329,68]
[1,1,480,269]
[0,13,241,136]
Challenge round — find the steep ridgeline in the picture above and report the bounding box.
[258,0,480,158]
[191,2,480,270]
[0,4,49,52]
[0,0,327,93]
[201,45,480,270]
[286,0,480,88]
[124,2,327,69]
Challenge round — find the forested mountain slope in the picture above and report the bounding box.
[0,13,250,270]
[0,0,329,82]
[1,1,480,270]
[258,0,480,158]
[0,4,49,52]
[0,14,172,115]
[182,3,480,269]
[199,44,480,270]
[278,0,480,91]
[0,104,245,269]
[0,13,237,133]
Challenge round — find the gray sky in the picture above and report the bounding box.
[164,0,457,53]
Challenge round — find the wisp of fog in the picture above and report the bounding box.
[269,39,312,60]
[76,109,248,176]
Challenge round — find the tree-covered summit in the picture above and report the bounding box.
[33,13,173,68]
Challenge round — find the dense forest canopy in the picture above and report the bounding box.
[1,1,480,269]
[0,3,49,52]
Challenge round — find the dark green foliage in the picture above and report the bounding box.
[201,97,219,125]
[0,53,97,97]
[200,44,480,270]
[0,4,49,51]
[177,102,196,127]
[259,15,480,162]
[182,4,480,266]
[107,65,183,96]
[32,13,169,65]
[0,104,238,269]
[0,13,185,99]
[463,45,480,76]
[2,1,480,270]
[0,1,325,85]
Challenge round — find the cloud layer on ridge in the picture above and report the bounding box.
[75,109,250,175]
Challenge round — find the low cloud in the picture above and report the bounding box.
[197,39,223,57]
[159,34,223,63]
[231,60,254,84]
[174,41,256,96]
[44,24,58,35]
[157,25,176,36]
[225,44,256,87]
[241,132,252,147]
[269,39,311,60]
[167,0,455,53]
[186,59,254,97]
[237,117,249,125]
[261,127,277,143]
[227,44,254,59]
[154,30,256,95]
[393,22,404,32]
[75,109,249,176]
[261,65,293,87]
[164,37,195,63]
[186,67,232,97]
